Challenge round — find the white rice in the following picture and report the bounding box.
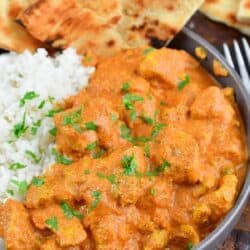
[0,48,94,202]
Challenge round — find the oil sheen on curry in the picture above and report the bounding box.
[0,48,248,250]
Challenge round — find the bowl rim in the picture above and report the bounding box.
[172,27,250,249]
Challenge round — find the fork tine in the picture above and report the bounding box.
[223,43,235,69]
[233,40,250,83]
[242,38,250,67]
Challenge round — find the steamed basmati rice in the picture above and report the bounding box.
[0,48,94,202]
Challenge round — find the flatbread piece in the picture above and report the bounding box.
[238,0,250,22]
[0,0,42,52]
[201,0,250,36]
[18,0,204,56]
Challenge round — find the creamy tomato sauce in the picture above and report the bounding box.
[0,48,248,250]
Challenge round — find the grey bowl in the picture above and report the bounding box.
[169,28,250,249]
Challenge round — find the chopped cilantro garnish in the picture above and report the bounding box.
[46,108,63,117]
[45,217,58,231]
[91,149,105,159]
[187,241,194,250]
[52,148,73,165]
[143,47,155,55]
[110,113,118,122]
[18,72,24,78]
[144,145,150,158]
[38,100,46,109]
[120,124,136,145]
[130,110,137,121]
[136,136,151,143]
[19,91,39,107]
[48,96,55,104]
[10,180,28,195]
[122,154,138,176]
[150,187,157,196]
[151,123,167,138]
[85,122,98,131]
[88,191,102,213]
[139,115,154,125]
[49,127,57,136]
[160,101,168,106]
[31,119,42,135]
[121,82,130,92]
[32,177,45,186]
[9,162,27,170]
[84,169,91,175]
[122,94,144,110]
[85,141,98,150]
[25,150,41,164]
[7,189,14,196]
[12,112,29,138]
[145,159,171,177]
[178,75,190,91]
[60,202,84,220]
[96,172,117,184]
[62,106,83,132]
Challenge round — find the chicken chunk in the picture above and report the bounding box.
[151,128,201,184]
[144,229,169,250]
[193,174,238,224]
[190,86,235,125]
[0,199,38,250]
[32,204,86,247]
[40,239,63,250]
[139,48,198,89]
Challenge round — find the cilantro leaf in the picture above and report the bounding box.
[49,127,57,136]
[12,112,29,138]
[62,106,83,132]
[60,202,84,220]
[96,172,117,184]
[143,47,155,55]
[52,148,73,165]
[110,113,118,122]
[32,177,45,186]
[178,75,190,91]
[9,162,27,170]
[150,187,157,196]
[91,149,105,159]
[122,154,138,176]
[151,123,167,138]
[10,180,28,195]
[130,110,137,121]
[122,94,144,110]
[121,82,130,92]
[85,122,98,131]
[187,241,194,250]
[88,191,102,213]
[46,108,64,117]
[31,119,42,135]
[144,145,150,158]
[45,217,58,231]
[85,141,98,151]
[19,91,39,107]
[139,115,154,125]
[25,150,41,164]
[38,100,46,109]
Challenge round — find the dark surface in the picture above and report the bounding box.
[186,12,250,250]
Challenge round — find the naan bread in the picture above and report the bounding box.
[0,0,42,52]
[18,0,204,56]
[201,0,250,35]
[238,0,250,22]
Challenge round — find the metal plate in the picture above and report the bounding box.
[169,28,250,250]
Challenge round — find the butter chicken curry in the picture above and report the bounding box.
[0,48,248,250]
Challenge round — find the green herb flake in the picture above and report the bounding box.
[96,172,117,184]
[156,159,171,172]
[139,115,154,125]
[62,106,83,132]
[178,75,190,91]
[91,149,105,159]
[9,162,27,170]
[84,169,91,175]
[110,113,118,122]
[85,141,98,151]
[122,94,144,110]
[46,108,64,118]
[86,56,92,62]
[48,96,55,104]
[150,187,157,196]
[38,100,46,109]
[120,124,136,145]
[122,154,138,176]
[12,112,29,138]
[18,72,24,78]
[52,148,73,165]
[32,177,45,187]
[60,202,84,220]
[143,47,155,55]
[10,180,28,195]
[187,241,194,250]
[136,136,151,143]
[144,145,150,158]
[25,150,41,164]
[45,217,58,231]
[19,91,39,107]
[31,119,42,136]
[88,191,102,213]
[49,127,57,136]
[130,110,137,121]
[160,101,168,106]
[7,189,14,196]
[85,122,98,131]
[121,82,130,92]
[151,123,167,138]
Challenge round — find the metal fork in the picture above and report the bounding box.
[223,38,250,93]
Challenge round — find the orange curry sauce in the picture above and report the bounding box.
[0,48,248,250]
